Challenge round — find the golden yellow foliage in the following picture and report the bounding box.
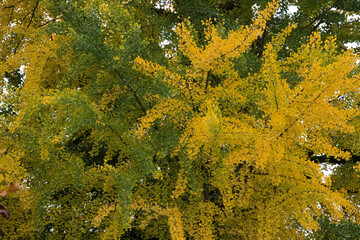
[93,203,116,228]
[132,1,360,237]
[1,0,360,239]
[167,206,186,240]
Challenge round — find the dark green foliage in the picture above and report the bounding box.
[309,217,360,240]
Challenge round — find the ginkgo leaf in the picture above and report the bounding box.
[6,183,21,193]
[0,0,360,239]
[0,183,21,197]
[0,191,8,197]
[0,148,7,154]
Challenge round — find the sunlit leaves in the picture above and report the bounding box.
[1,0,360,239]
[176,0,278,74]
[133,2,360,238]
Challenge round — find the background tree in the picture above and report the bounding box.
[0,0,360,239]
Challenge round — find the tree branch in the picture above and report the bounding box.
[113,69,147,115]
[309,151,360,165]
[204,71,211,93]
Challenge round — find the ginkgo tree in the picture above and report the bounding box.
[0,0,360,239]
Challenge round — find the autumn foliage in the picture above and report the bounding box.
[1,0,360,239]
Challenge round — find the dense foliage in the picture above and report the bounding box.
[1,0,360,239]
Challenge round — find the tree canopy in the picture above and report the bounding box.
[1,0,360,239]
